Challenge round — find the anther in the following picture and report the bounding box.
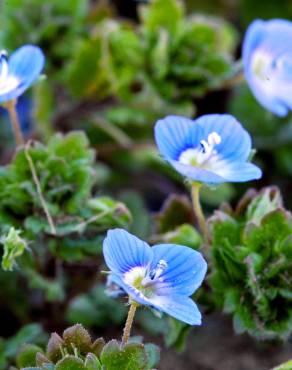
[150,260,168,280]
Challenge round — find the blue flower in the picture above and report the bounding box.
[103,228,207,325]
[243,19,292,117]
[0,45,45,104]
[154,114,262,184]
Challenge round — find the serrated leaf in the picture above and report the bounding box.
[100,340,147,370]
[63,324,92,354]
[55,356,85,370]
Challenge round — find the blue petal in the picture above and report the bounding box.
[170,160,228,184]
[149,294,202,325]
[109,274,203,325]
[242,20,266,68]
[150,244,207,296]
[214,162,262,182]
[195,114,252,162]
[243,19,292,117]
[154,115,202,160]
[103,229,153,275]
[0,45,45,103]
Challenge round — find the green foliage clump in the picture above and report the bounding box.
[209,186,292,340]
[0,324,47,370]
[67,0,238,127]
[0,131,130,258]
[14,324,160,370]
[0,131,131,307]
[0,0,89,77]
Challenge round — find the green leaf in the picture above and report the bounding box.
[4,324,46,359]
[246,187,282,225]
[46,333,64,363]
[87,197,132,229]
[155,194,193,233]
[63,324,92,355]
[144,343,160,370]
[155,224,202,249]
[164,318,191,352]
[1,227,27,271]
[100,340,147,370]
[140,0,184,36]
[55,356,85,370]
[273,359,292,370]
[84,353,101,370]
[17,344,43,368]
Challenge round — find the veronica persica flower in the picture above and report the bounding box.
[0,45,44,104]
[103,229,207,325]
[243,19,292,117]
[154,114,262,184]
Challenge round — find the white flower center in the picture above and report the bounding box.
[123,260,168,298]
[0,51,20,94]
[179,131,221,167]
[251,50,272,81]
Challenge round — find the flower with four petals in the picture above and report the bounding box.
[155,114,262,184]
[103,229,207,325]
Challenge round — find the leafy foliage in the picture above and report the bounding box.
[0,132,131,317]
[0,131,131,261]
[209,186,292,340]
[0,324,47,370]
[14,324,160,370]
[0,0,89,77]
[66,0,238,129]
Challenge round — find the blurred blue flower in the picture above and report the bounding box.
[0,45,44,104]
[155,114,262,184]
[243,19,292,117]
[0,96,34,137]
[103,228,207,325]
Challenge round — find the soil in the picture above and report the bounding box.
[158,313,292,370]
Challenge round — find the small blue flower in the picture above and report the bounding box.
[103,228,207,325]
[0,45,45,104]
[243,19,292,117]
[154,114,262,184]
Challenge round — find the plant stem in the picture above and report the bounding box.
[5,99,24,146]
[121,303,137,346]
[24,140,57,235]
[191,183,208,241]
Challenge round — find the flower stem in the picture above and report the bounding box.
[121,303,137,346]
[191,183,208,241]
[5,99,24,146]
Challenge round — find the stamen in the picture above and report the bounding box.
[150,259,168,280]
[0,51,8,82]
[208,132,221,146]
[178,131,221,167]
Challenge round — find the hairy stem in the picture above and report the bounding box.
[121,303,137,346]
[24,141,57,235]
[5,99,24,146]
[191,183,208,241]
